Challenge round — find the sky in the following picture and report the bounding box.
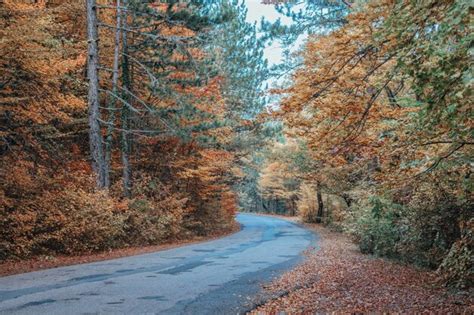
[244,0,294,66]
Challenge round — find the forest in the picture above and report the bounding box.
[0,0,472,296]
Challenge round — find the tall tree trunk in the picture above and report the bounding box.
[121,0,132,197]
[290,196,296,216]
[104,0,122,188]
[261,197,268,212]
[316,183,324,223]
[86,0,106,188]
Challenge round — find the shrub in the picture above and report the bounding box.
[345,179,472,288]
[0,164,237,262]
[0,189,125,259]
[346,196,403,258]
[121,174,190,244]
[297,183,318,223]
[436,219,473,289]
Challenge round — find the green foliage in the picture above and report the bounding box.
[437,220,473,289]
[345,177,472,278]
[347,196,402,258]
[209,0,269,119]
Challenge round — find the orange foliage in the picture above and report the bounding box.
[1,0,87,124]
[0,0,237,261]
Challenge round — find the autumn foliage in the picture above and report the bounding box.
[257,0,472,289]
[0,0,238,260]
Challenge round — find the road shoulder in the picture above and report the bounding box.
[250,222,473,313]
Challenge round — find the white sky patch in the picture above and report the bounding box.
[243,0,307,106]
[244,0,294,66]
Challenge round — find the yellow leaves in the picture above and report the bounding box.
[296,182,318,221]
[274,1,412,170]
[262,0,470,196]
[258,153,296,200]
[175,148,235,201]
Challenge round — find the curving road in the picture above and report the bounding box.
[0,213,316,314]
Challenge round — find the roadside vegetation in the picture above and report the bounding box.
[253,0,472,291]
[252,222,473,313]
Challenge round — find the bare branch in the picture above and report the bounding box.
[416,143,467,176]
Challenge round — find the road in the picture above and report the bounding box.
[0,213,316,314]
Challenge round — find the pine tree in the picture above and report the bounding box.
[97,0,226,194]
[206,0,273,212]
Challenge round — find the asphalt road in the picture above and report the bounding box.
[0,213,316,315]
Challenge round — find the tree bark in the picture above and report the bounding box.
[316,183,324,223]
[262,198,268,212]
[121,0,132,197]
[290,196,296,216]
[104,0,122,188]
[86,0,106,188]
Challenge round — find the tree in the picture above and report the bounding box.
[94,0,229,195]
[209,0,269,119]
[87,0,106,188]
[205,0,272,212]
[0,0,239,260]
[260,0,351,79]
[104,0,122,188]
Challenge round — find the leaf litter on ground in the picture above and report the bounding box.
[250,221,473,314]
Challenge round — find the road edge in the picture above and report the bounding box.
[0,218,241,278]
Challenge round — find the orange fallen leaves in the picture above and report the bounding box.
[252,224,473,314]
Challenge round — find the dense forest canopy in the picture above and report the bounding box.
[0,0,472,290]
